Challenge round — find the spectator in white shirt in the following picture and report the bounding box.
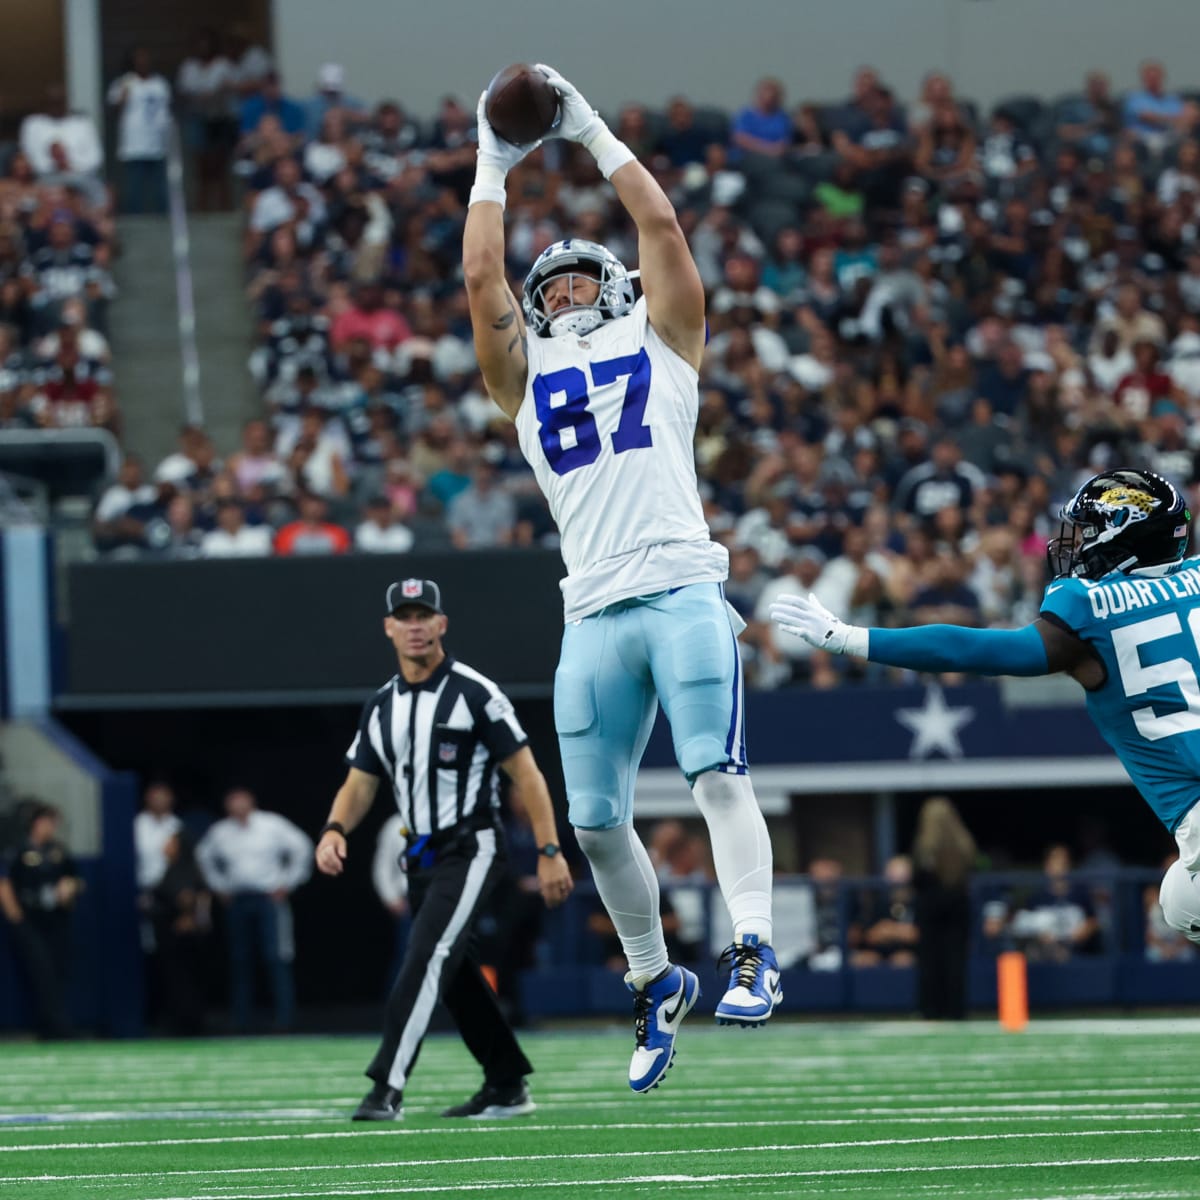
[200,498,273,557]
[196,788,313,1031]
[107,48,171,214]
[354,496,415,553]
[1087,326,1136,396]
[36,298,110,362]
[20,85,104,208]
[154,425,220,489]
[176,30,237,211]
[93,455,159,551]
[227,26,273,97]
[249,157,326,248]
[303,111,349,184]
[134,782,183,891]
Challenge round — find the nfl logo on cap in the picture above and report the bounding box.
[386,578,443,614]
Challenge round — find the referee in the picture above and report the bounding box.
[315,578,573,1121]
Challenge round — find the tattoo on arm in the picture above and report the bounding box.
[492,296,526,365]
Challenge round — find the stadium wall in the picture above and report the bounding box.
[272,0,1200,116]
[62,550,566,704]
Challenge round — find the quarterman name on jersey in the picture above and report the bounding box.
[1082,565,1200,620]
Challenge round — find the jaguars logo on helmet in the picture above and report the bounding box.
[1094,485,1160,527]
[522,239,636,339]
[1048,468,1190,580]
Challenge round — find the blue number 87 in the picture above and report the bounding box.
[532,351,653,476]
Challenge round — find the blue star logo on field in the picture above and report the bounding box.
[895,684,976,759]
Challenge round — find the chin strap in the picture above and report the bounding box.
[548,308,604,338]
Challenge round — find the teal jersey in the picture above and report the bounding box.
[1041,556,1200,833]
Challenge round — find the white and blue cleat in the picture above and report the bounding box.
[626,963,700,1093]
[715,934,782,1027]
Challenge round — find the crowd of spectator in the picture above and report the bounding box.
[0,91,117,438]
[9,48,1200,689]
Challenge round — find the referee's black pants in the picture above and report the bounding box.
[366,825,533,1092]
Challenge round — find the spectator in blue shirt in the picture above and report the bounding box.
[1055,70,1119,158]
[730,77,791,160]
[1124,60,1194,148]
[240,72,306,136]
[656,97,712,167]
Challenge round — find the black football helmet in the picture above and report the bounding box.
[1047,468,1191,580]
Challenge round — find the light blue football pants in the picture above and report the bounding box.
[555,583,748,830]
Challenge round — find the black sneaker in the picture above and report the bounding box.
[352,1082,403,1121]
[441,1080,536,1119]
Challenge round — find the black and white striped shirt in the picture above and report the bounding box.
[345,656,527,837]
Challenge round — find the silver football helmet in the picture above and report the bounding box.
[522,239,636,338]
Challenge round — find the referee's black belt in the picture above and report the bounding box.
[405,808,500,868]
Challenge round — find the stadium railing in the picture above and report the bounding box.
[521,869,1196,1018]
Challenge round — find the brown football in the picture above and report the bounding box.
[484,63,560,146]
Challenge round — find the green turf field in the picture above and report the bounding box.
[1,1018,1197,1199]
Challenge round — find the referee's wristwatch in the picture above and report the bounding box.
[538,843,560,858]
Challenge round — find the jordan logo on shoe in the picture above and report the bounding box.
[661,983,687,1024]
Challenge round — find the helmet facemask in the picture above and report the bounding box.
[535,268,605,338]
[522,239,636,338]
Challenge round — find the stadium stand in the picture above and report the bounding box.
[76,54,1200,692]
[3,51,1200,696]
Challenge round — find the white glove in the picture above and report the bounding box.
[534,63,635,179]
[533,64,603,145]
[475,90,541,174]
[768,593,867,657]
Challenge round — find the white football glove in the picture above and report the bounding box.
[534,64,635,179]
[768,592,865,656]
[533,64,602,144]
[475,90,541,174]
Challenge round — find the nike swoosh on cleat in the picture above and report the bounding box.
[661,984,687,1024]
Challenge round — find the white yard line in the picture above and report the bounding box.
[92,1156,1200,1200]
[1,1128,1190,1187]
[2,1083,1196,1120]
[0,1120,1192,1157]
[0,1104,1190,1132]
[1,1099,1196,1135]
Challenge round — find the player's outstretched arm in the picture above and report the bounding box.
[463,91,540,419]
[537,65,705,369]
[769,593,1091,679]
[610,159,706,369]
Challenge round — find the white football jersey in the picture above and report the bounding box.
[516,297,728,621]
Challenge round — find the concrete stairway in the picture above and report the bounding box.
[109,212,257,465]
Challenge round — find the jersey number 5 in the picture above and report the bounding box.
[1113,611,1200,739]
[532,351,653,476]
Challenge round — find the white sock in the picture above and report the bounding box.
[575,823,669,983]
[692,771,773,945]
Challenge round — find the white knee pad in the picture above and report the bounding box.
[1159,859,1200,943]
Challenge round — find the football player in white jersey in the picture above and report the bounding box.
[463,65,780,1093]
